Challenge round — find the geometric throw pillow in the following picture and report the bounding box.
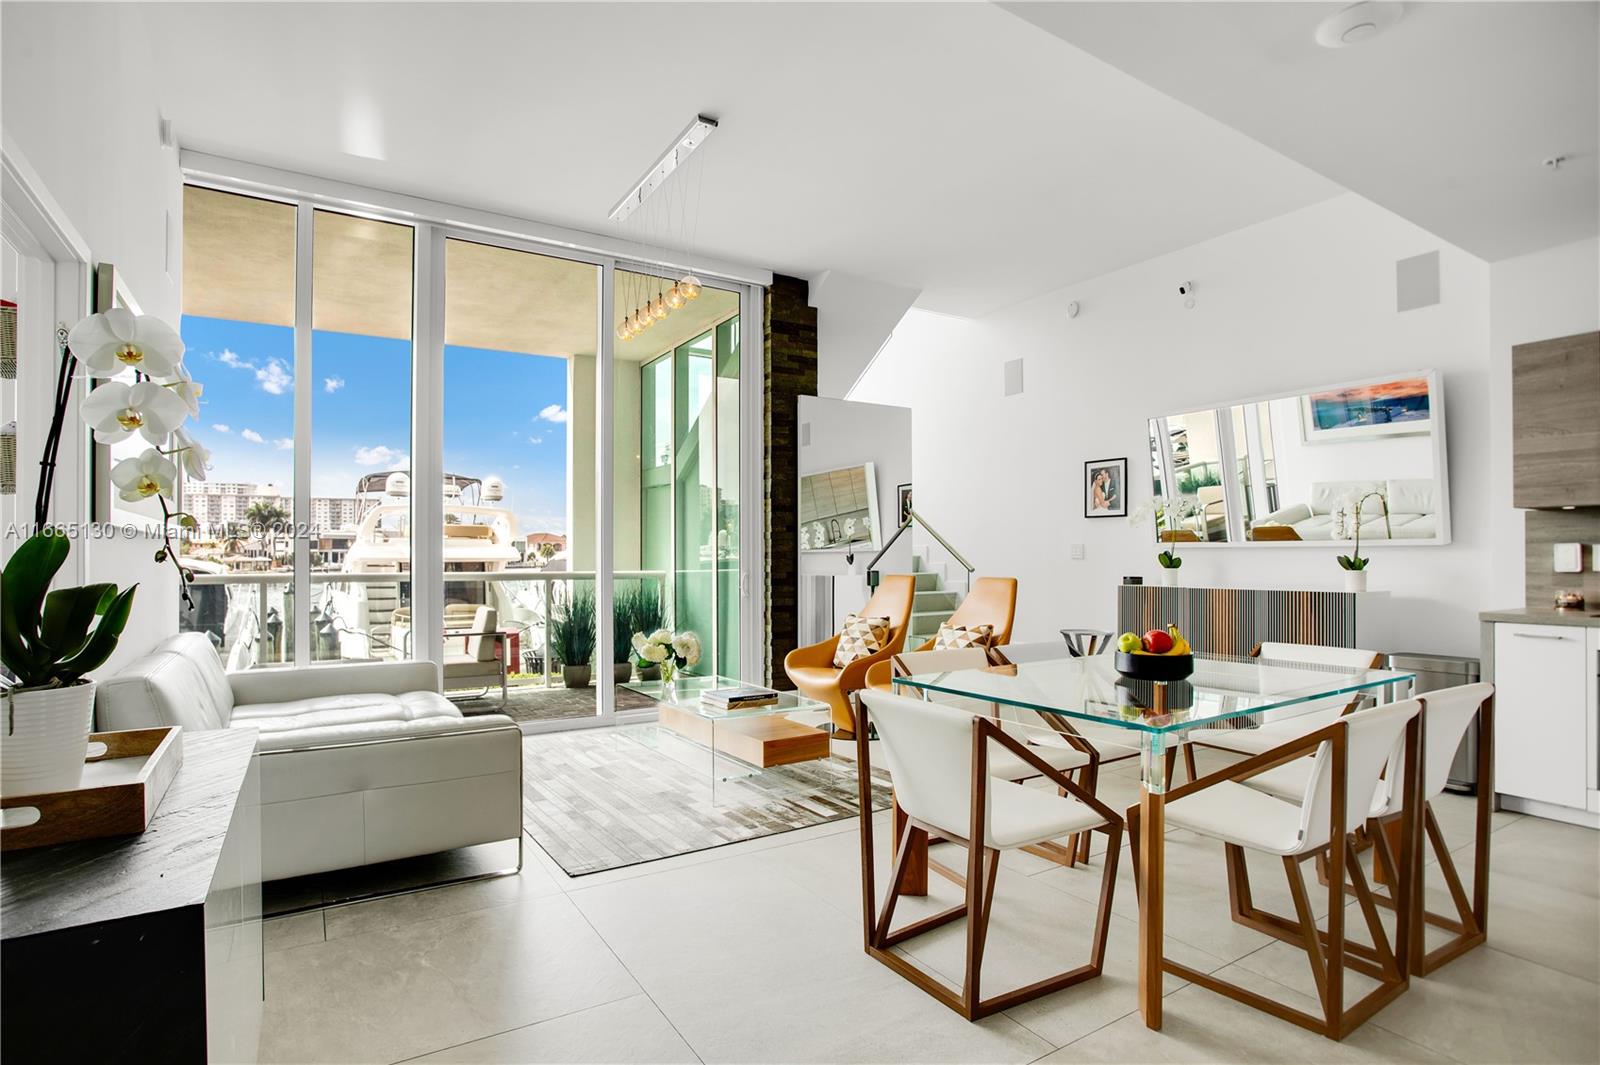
[834,614,892,668]
[933,622,995,651]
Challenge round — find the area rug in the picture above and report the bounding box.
[521,724,892,876]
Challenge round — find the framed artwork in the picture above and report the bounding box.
[1084,458,1127,518]
[896,483,913,527]
[1300,375,1432,443]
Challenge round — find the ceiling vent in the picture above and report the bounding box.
[1315,2,1404,48]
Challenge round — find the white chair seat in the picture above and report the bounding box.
[987,737,1091,781]
[1243,755,1391,819]
[982,777,1107,850]
[1164,780,1308,855]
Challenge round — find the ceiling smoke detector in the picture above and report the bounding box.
[1315,2,1404,49]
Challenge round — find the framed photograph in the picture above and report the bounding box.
[896,483,913,527]
[1084,458,1127,518]
[1300,375,1432,443]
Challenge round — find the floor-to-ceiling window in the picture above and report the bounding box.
[177,174,759,726]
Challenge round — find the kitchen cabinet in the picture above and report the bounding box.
[1511,331,1600,508]
[1491,622,1600,821]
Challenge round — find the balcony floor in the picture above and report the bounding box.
[452,679,657,725]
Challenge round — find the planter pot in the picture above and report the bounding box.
[561,665,592,689]
[613,662,632,684]
[1,681,95,798]
[637,665,661,682]
[1344,569,1368,593]
[1159,568,1180,588]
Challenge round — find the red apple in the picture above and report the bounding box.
[1142,629,1174,654]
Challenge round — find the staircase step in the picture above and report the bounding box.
[912,572,940,591]
[914,590,959,609]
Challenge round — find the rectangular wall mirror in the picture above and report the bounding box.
[1147,371,1450,547]
[799,462,880,552]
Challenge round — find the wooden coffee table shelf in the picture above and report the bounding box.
[656,704,830,768]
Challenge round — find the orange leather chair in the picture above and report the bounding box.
[785,574,916,737]
[913,575,1017,651]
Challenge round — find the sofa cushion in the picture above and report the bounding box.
[230,690,466,752]
[1384,478,1436,516]
[96,632,235,732]
[1308,481,1384,516]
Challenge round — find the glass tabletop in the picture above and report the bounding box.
[620,674,830,719]
[890,651,1414,736]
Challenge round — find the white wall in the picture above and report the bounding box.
[4,2,184,675]
[1487,237,1600,609]
[855,194,1495,655]
[798,396,913,581]
[810,270,921,400]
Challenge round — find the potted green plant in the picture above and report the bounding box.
[1335,491,1391,592]
[1130,498,1198,587]
[1,529,137,796]
[611,584,637,684]
[551,586,596,688]
[629,581,665,680]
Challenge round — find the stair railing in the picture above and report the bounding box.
[865,509,975,593]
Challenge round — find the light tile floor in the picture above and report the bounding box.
[259,759,1600,1064]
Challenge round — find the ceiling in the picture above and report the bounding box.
[143,2,1342,317]
[1004,2,1600,262]
[186,187,734,359]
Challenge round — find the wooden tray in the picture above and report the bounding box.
[0,727,183,851]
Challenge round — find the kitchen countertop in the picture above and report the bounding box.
[1480,607,1600,628]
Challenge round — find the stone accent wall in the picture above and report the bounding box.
[764,274,817,688]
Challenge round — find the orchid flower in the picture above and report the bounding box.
[171,427,211,481]
[68,307,185,378]
[80,379,189,445]
[110,448,178,503]
[167,363,204,416]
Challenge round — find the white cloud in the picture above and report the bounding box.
[240,429,265,444]
[354,444,407,468]
[212,424,231,433]
[274,438,294,451]
[526,434,543,445]
[324,376,345,394]
[255,358,293,395]
[537,404,568,424]
[215,348,251,369]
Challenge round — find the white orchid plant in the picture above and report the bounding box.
[36,307,209,607]
[1332,490,1391,573]
[1129,496,1200,569]
[630,627,701,680]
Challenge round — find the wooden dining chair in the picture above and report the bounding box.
[1129,698,1422,1040]
[855,689,1123,1021]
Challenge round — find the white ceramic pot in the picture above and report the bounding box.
[1,681,95,797]
[1159,568,1180,588]
[1344,569,1368,593]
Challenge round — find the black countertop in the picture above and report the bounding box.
[1,728,257,940]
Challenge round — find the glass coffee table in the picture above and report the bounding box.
[621,675,838,802]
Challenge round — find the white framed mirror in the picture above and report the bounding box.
[798,461,881,553]
[1146,370,1450,547]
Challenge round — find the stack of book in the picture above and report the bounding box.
[700,685,780,711]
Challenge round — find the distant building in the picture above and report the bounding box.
[184,482,367,537]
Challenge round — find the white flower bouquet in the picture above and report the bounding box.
[631,627,701,682]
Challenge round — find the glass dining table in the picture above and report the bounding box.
[887,643,1417,1030]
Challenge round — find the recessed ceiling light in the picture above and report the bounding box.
[1315,2,1404,49]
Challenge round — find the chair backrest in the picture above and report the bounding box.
[1419,682,1493,803]
[863,574,917,650]
[1250,524,1302,542]
[990,641,1069,666]
[940,577,1018,646]
[465,606,500,662]
[1296,697,1420,853]
[1256,642,1382,670]
[861,689,985,838]
[1060,629,1114,657]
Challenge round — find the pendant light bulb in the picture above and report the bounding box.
[651,295,668,321]
[666,282,686,310]
[616,322,629,341]
[678,274,702,300]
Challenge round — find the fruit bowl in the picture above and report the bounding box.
[1114,650,1195,682]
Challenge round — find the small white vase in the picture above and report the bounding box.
[1,681,95,797]
[1344,570,1368,593]
[1159,569,1180,588]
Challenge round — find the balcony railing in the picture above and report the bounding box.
[183,569,669,684]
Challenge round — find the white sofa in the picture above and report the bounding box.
[96,633,522,881]
[1256,478,1439,541]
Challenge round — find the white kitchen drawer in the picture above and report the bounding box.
[1494,624,1590,810]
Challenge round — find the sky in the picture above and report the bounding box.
[181,315,571,535]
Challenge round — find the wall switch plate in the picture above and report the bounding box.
[1593,545,1600,572]
[1553,542,1583,573]
[1070,544,1085,560]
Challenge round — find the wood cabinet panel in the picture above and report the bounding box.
[1512,331,1600,508]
